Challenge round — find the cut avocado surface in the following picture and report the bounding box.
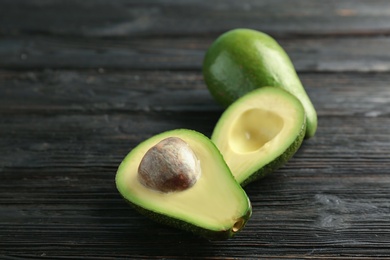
[116,129,252,240]
[211,87,306,186]
[203,28,317,138]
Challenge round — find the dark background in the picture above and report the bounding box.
[1,1,390,259]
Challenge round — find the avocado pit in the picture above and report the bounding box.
[138,137,201,193]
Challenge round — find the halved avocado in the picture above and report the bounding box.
[211,87,306,186]
[116,129,252,240]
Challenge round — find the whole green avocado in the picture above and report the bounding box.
[203,28,317,138]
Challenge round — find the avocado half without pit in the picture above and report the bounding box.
[211,87,306,186]
[116,129,252,240]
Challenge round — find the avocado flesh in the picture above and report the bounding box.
[211,87,306,186]
[116,129,252,240]
[203,28,317,138]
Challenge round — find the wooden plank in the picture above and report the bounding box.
[1,70,390,118]
[1,0,389,258]
[1,35,390,72]
[1,113,390,257]
[2,176,390,258]
[1,112,389,170]
[1,70,389,256]
[0,112,213,170]
[1,0,390,37]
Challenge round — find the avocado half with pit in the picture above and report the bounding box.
[211,87,306,186]
[116,129,252,240]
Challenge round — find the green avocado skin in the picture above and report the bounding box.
[203,28,317,138]
[126,199,252,240]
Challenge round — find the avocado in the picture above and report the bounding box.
[116,129,252,240]
[203,28,317,138]
[211,87,306,186]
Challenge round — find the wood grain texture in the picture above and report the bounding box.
[1,0,390,37]
[1,113,390,258]
[1,70,390,117]
[1,0,390,259]
[1,36,390,72]
[1,70,390,258]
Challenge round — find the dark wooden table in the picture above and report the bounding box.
[1,1,390,259]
